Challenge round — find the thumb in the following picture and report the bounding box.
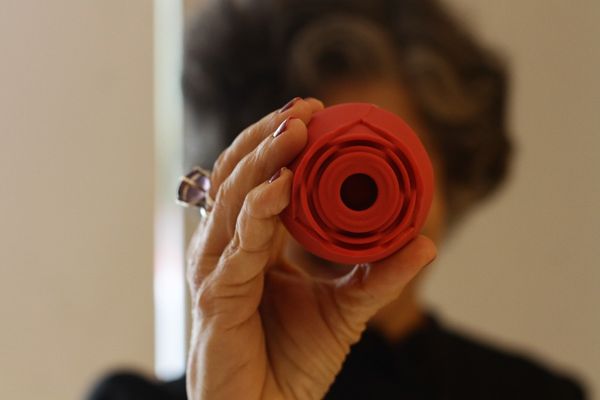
[334,235,437,321]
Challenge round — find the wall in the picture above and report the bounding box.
[423,0,600,396]
[0,2,155,399]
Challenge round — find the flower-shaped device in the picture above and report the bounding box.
[280,103,434,264]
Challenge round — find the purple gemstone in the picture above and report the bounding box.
[181,185,206,205]
[194,173,211,192]
[177,168,211,205]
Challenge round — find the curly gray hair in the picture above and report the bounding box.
[183,0,513,229]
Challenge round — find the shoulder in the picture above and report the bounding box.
[330,314,587,400]
[432,320,587,399]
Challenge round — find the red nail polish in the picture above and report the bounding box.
[272,118,289,138]
[268,168,283,183]
[278,97,300,113]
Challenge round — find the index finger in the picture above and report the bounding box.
[209,97,324,200]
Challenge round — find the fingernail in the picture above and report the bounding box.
[268,168,283,183]
[278,97,300,113]
[272,118,289,138]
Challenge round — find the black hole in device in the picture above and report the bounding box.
[340,173,378,211]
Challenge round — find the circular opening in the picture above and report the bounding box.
[340,173,378,211]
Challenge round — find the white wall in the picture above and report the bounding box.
[0,2,155,399]
[423,1,600,397]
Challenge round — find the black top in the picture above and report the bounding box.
[88,314,586,399]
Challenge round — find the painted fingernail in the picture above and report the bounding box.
[272,118,289,138]
[278,97,300,113]
[268,168,283,183]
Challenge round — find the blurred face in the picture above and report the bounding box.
[281,78,447,277]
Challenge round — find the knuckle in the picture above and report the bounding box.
[212,150,227,174]
[193,266,243,322]
[245,119,267,142]
[210,151,229,193]
[244,186,266,217]
[223,233,240,258]
[186,249,208,291]
[240,187,263,223]
[213,180,238,237]
[235,202,252,245]
[259,112,279,133]
[249,142,266,165]
[195,280,218,316]
[251,141,270,176]
[244,184,260,205]
[214,176,234,206]
[235,146,268,185]
[184,220,222,291]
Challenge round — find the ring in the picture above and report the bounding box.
[176,166,214,218]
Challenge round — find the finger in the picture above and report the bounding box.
[334,235,437,318]
[185,214,215,293]
[215,167,293,286]
[209,97,323,200]
[195,169,292,324]
[203,117,308,258]
[185,100,316,290]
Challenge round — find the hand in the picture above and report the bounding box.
[185,97,437,400]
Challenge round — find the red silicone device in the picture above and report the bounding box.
[280,103,434,264]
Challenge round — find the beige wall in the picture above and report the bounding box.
[0,1,155,399]
[423,0,600,397]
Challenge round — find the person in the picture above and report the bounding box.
[88,0,586,398]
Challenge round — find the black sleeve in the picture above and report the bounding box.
[86,371,187,400]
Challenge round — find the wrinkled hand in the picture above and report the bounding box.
[186,98,437,400]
